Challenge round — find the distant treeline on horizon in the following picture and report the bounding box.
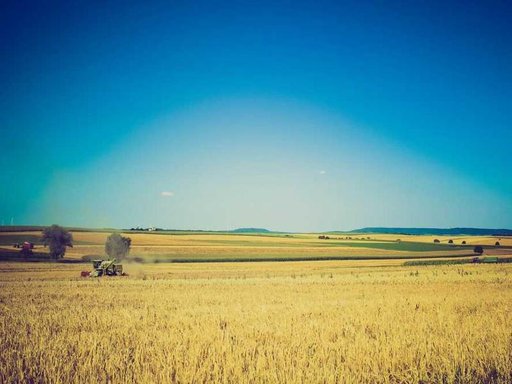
[340,227,512,236]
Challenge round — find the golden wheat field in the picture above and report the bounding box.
[1,260,511,383]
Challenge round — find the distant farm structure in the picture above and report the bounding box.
[129,226,161,232]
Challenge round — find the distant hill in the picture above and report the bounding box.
[231,228,271,233]
[340,227,512,236]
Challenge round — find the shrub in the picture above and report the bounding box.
[474,245,484,255]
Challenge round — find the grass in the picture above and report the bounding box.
[0,261,511,383]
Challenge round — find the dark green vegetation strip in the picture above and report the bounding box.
[0,234,95,246]
[134,253,477,264]
[403,257,512,266]
[0,251,52,260]
[307,241,469,252]
[0,252,477,263]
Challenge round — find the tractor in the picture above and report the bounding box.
[82,259,125,277]
[13,241,34,249]
[14,242,35,258]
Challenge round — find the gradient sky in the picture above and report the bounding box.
[1,0,511,231]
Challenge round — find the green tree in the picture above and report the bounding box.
[105,233,131,260]
[42,225,73,259]
[473,245,484,255]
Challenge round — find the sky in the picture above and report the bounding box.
[1,0,511,231]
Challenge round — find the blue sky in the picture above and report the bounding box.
[1,0,511,231]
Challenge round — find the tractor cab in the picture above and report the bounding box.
[90,259,124,277]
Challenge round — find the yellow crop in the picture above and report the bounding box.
[1,261,511,383]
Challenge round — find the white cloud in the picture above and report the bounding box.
[319,170,326,175]
[161,191,174,197]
